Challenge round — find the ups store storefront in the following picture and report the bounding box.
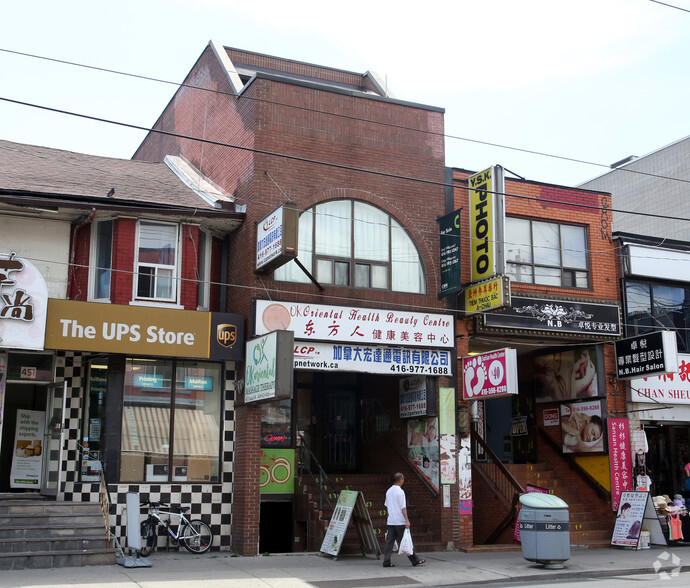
[40,299,244,551]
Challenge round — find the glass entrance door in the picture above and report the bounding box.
[41,382,66,496]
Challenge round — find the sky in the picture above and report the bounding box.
[1,0,689,187]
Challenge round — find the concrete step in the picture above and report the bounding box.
[0,548,116,570]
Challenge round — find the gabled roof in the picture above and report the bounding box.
[0,139,244,230]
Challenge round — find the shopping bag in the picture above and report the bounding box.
[398,528,414,556]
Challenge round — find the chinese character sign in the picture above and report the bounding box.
[0,252,48,351]
[608,418,632,512]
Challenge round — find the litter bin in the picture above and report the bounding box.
[518,492,570,569]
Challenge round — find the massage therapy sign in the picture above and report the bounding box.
[463,348,518,400]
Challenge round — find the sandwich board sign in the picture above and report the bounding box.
[320,490,381,559]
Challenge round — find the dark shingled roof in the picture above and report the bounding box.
[0,139,231,212]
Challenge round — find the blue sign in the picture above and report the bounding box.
[134,374,163,388]
[184,376,213,391]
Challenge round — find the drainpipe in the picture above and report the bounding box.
[67,208,96,298]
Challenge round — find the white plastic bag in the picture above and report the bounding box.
[398,528,414,556]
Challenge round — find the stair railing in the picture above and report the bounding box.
[297,433,334,512]
[470,425,525,507]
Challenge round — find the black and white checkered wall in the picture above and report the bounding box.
[56,351,235,552]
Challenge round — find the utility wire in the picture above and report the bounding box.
[648,0,690,13]
[2,47,690,189]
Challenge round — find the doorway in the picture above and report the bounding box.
[0,383,48,493]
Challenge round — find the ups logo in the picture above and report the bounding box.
[217,324,237,348]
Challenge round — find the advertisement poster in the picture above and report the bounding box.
[399,376,428,418]
[259,448,294,494]
[611,491,648,547]
[320,490,358,556]
[535,346,602,403]
[10,409,45,488]
[561,400,605,454]
[608,419,632,512]
[439,387,456,485]
[407,417,439,492]
[458,435,472,501]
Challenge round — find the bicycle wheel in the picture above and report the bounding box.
[139,520,157,556]
[180,519,213,554]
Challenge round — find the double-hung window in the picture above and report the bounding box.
[136,221,178,301]
[505,217,589,288]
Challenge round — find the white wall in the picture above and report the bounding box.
[0,216,70,298]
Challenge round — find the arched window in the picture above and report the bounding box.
[274,200,425,294]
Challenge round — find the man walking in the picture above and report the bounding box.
[382,472,425,567]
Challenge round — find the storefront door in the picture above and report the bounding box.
[41,382,67,496]
[0,382,48,493]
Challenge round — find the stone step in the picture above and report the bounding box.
[0,535,109,554]
[0,548,116,571]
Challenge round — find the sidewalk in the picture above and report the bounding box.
[0,545,689,588]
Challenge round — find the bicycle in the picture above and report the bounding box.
[139,500,214,555]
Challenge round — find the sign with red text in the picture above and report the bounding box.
[631,353,690,404]
[462,348,518,400]
[543,408,560,427]
[608,418,632,513]
[254,300,454,348]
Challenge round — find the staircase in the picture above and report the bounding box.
[0,495,116,570]
[297,473,440,554]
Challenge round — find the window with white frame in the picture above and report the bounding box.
[274,200,425,294]
[136,221,178,301]
[91,219,113,300]
[505,217,589,288]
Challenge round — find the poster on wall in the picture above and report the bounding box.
[259,448,294,494]
[399,376,428,418]
[462,348,518,400]
[560,400,605,454]
[407,417,440,492]
[458,435,472,515]
[10,409,45,488]
[534,345,603,403]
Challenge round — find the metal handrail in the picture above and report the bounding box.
[471,426,525,502]
[297,433,334,512]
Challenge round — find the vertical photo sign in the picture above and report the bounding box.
[468,166,505,283]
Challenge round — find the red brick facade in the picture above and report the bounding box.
[134,44,457,555]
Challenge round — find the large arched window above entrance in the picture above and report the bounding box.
[274,200,426,294]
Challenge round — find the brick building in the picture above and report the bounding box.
[452,167,622,547]
[134,42,458,555]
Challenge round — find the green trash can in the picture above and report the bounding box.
[518,492,570,569]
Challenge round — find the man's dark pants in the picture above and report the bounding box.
[382,525,420,566]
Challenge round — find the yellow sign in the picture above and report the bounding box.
[45,299,211,358]
[469,166,504,283]
[463,275,510,315]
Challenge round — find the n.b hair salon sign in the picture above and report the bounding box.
[0,252,48,351]
[479,295,621,339]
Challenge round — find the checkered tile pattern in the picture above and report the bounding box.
[57,351,235,552]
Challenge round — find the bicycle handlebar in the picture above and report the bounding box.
[140,500,168,508]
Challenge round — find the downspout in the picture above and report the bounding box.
[67,208,96,298]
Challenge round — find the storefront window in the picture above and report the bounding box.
[120,358,220,483]
[81,359,107,482]
[261,400,291,448]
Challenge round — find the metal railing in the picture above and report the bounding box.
[297,433,334,513]
[470,426,525,508]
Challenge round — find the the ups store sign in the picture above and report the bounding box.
[45,299,244,361]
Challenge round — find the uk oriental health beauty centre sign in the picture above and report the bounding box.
[253,300,455,377]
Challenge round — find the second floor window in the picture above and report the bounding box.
[274,200,426,294]
[91,220,113,300]
[505,217,589,289]
[136,221,178,301]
